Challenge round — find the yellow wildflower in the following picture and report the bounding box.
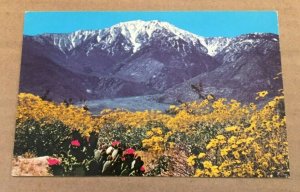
[198,153,206,159]
[194,169,204,177]
[256,90,268,100]
[206,139,219,150]
[146,131,153,137]
[225,126,240,132]
[233,151,240,159]
[203,161,213,169]
[187,155,197,166]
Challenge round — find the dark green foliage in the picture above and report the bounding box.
[13,119,72,156]
[50,140,145,176]
[97,126,148,150]
[170,122,224,155]
[97,121,169,151]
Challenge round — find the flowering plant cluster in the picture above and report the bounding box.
[142,127,174,154]
[45,130,146,176]
[15,90,289,177]
[186,96,289,178]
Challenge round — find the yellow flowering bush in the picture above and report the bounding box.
[17,93,95,136]
[15,92,289,177]
[189,96,289,178]
[167,98,253,132]
[95,109,171,130]
[142,127,174,154]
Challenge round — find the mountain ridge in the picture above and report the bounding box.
[25,20,235,57]
[20,20,282,110]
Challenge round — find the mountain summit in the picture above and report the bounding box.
[29,20,230,57]
[103,20,199,52]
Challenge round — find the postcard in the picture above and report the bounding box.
[12,11,289,177]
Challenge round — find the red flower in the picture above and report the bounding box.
[124,148,135,155]
[111,140,121,147]
[47,157,61,166]
[71,139,81,147]
[140,166,145,172]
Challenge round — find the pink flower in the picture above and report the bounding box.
[124,148,135,155]
[111,140,121,147]
[47,157,61,166]
[140,166,145,172]
[71,139,81,147]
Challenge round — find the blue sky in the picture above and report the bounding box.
[24,11,279,37]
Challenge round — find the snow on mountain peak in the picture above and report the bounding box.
[106,20,207,53]
[42,20,232,56]
[68,30,99,49]
[202,37,232,56]
[101,20,234,55]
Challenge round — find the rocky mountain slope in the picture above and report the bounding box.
[160,33,282,104]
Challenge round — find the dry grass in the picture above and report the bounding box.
[11,156,52,176]
[137,146,194,176]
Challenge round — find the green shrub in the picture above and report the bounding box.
[14,119,72,156]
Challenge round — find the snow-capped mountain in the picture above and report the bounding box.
[97,20,208,53]
[20,20,283,106]
[160,33,282,104]
[23,20,220,92]
[28,20,228,58]
[215,33,280,64]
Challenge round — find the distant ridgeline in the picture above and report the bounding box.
[20,20,283,109]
